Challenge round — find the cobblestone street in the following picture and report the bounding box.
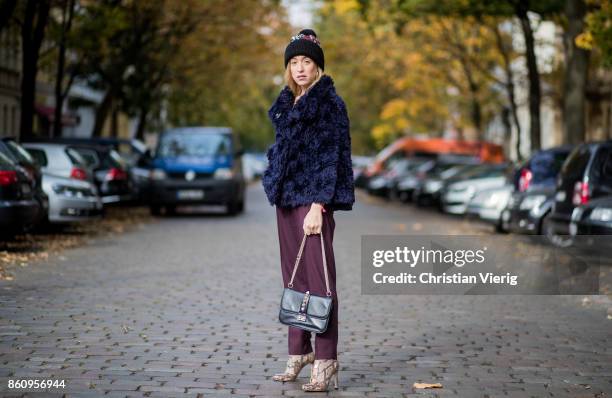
[0,184,610,397]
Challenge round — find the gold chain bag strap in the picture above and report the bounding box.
[278,228,333,334]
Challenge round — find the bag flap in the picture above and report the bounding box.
[280,288,332,319]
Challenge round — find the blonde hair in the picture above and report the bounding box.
[284,62,325,99]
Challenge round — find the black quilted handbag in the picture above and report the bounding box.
[278,230,333,334]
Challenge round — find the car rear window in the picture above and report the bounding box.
[591,146,612,188]
[65,147,89,167]
[561,145,591,179]
[101,150,125,169]
[157,133,232,157]
[70,147,100,168]
[5,140,35,165]
[26,148,48,167]
[0,151,15,168]
[530,150,571,183]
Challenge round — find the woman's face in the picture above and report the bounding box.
[290,55,317,90]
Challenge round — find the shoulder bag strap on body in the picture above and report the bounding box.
[287,228,332,297]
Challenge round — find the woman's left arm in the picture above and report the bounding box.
[311,99,348,206]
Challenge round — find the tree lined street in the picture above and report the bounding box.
[0,184,609,397]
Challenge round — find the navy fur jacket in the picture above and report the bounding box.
[261,74,355,211]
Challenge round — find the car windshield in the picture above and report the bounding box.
[158,133,231,158]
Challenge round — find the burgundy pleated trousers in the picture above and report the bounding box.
[276,204,339,360]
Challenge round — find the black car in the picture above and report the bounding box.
[544,141,612,246]
[0,152,40,236]
[570,195,612,235]
[367,157,431,199]
[412,162,483,207]
[502,145,574,234]
[0,137,48,226]
[65,144,133,204]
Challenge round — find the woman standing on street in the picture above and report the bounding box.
[261,28,355,392]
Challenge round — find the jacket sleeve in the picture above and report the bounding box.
[311,99,348,205]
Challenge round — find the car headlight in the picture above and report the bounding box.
[150,169,167,180]
[424,180,442,193]
[214,167,233,179]
[589,207,612,222]
[520,194,547,210]
[484,192,508,208]
[398,177,417,189]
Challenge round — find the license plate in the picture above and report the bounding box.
[555,191,566,202]
[177,189,204,200]
[21,183,31,195]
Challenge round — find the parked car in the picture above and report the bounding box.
[569,195,612,235]
[149,126,246,215]
[42,172,103,223]
[565,195,612,260]
[544,141,612,247]
[65,144,133,204]
[367,157,421,198]
[42,137,152,203]
[501,146,574,235]
[0,137,48,226]
[502,188,555,234]
[466,184,514,232]
[441,163,511,215]
[379,154,474,203]
[42,136,149,164]
[22,142,93,183]
[352,155,374,188]
[412,161,483,207]
[0,152,40,236]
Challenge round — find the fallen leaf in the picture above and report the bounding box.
[413,382,443,389]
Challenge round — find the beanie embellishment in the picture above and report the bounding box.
[289,33,321,47]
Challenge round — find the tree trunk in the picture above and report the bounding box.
[135,106,149,140]
[493,24,523,161]
[92,90,112,137]
[516,2,541,154]
[0,0,17,32]
[110,100,118,138]
[563,0,589,145]
[19,0,50,141]
[52,0,75,138]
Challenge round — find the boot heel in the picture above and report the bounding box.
[333,372,339,389]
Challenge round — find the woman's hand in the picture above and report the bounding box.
[303,203,324,235]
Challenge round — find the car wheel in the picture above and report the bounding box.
[495,218,508,234]
[542,212,573,247]
[226,201,239,216]
[150,205,162,216]
[165,205,177,215]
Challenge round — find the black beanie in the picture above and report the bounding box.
[284,28,325,71]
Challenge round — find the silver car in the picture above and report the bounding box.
[22,143,94,184]
[43,172,103,223]
[441,165,510,215]
[466,184,514,230]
